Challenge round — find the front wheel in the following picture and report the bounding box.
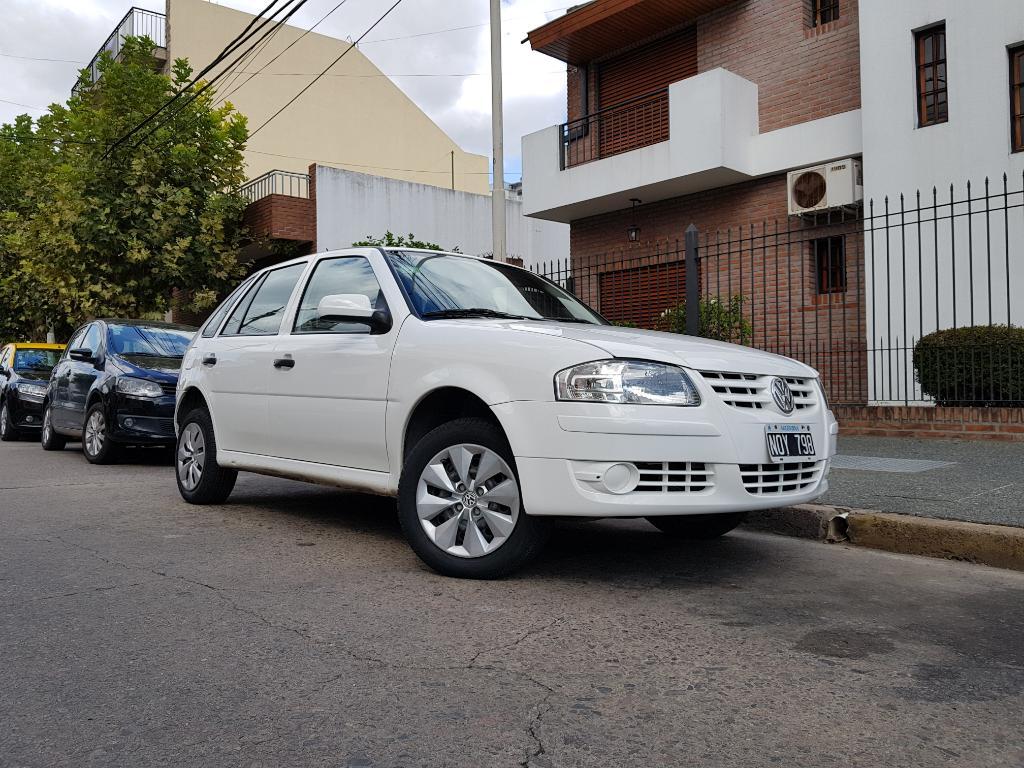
[83,403,119,465]
[0,403,18,442]
[40,404,67,451]
[176,408,237,504]
[398,417,548,579]
[646,512,747,539]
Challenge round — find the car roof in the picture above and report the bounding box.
[98,319,198,331]
[7,342,65,350]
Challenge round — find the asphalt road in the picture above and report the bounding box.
[2,439,1023,768]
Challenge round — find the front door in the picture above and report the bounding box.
[65,322,105,434]
[204,262,308,456]
[269,255,395,471]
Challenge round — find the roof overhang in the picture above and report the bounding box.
[526,0,732,65]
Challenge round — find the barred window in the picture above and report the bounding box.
[916,24,948,127]
[811,0,839,27]
[1012,45,1024,153]
[814,237,847,294]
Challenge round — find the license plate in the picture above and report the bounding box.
[765,424,816,463]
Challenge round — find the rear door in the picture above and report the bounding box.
[202,262,308,456]
[66,322,104,432]
[52,327,86,429]
[268,255,396,471]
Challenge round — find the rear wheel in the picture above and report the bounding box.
[176,408,237,504]
[40,404,67,451]
[0,403,19,441]
[83,403,119,465]
[647,512,747,539]
[398,417,548,579]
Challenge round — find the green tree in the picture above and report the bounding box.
[0,36,249,341]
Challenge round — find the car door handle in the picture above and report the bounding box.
[202,354,217,366]
[273,358,295,369]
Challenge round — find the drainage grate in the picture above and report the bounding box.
[831,455,956,474]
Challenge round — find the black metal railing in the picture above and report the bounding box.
[559,87,670,169]
[72,7,166,97]
[240,170,310,203]
[531,172,1024,407]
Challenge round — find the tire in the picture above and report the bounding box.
[40,403,67,451]
[82,402,119,465]
[175,407,237,505]
[397,417,548,579]
[646,512,747,539]
[0,402,19,442]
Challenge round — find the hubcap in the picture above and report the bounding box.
[84,410,105,456]
[416,443,520,559]
[177,423,206,491]
[43,408,51,442]
[0,405,8,436]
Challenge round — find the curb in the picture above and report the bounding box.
[744,504,1024,573]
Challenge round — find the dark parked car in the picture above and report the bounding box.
[41,320,197,463]
[0,343,65,441]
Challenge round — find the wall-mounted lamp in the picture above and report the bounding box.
[627,198,642,242]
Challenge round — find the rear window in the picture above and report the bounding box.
[13,348,61,373]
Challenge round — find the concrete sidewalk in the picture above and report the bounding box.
[821,436,1024,528]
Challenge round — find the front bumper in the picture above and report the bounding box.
[493,398,838,518]
[107,393,176,445]
[7,393,45,430]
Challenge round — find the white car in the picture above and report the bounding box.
[174,248,837,578]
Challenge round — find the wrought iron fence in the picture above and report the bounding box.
[240,170,310,203]
[531,172,1024,407]
[72,7,166,97]
[560,88,670,169]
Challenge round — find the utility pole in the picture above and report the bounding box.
[489,0,506,262]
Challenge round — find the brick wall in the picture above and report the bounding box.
[835,406,1024,442]
[242,194,315,244]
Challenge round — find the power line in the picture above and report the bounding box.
[227,69,565,78]
[104,0,300,156]
[0,52,86,64]
[248,0,405,140]
[0,98,48,111]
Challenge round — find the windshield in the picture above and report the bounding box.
[386,251,605,325]
[13,348,61,373]
[107,324,195,359]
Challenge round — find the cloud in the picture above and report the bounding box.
[0,0,569,181]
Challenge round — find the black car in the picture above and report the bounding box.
[41,319,197,463]
[0,344,64,441]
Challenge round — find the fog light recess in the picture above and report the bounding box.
[601,463,640,495]
[124,417,135,428]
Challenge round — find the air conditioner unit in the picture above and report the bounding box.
[787,159,863,216]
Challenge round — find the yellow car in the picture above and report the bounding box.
[0,342,66,441]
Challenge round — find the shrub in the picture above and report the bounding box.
[657,295,752,345]
[913,325,1024,406]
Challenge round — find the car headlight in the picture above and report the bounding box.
[555,360,701,406]
[18,383,47,400]
[116,377,163,398]
[815,378,830,409]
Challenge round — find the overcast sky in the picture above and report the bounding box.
[0,0,573,180]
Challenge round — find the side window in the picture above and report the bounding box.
[202,276,257,338]
[0,347,10,369]
[81,324,103,354]
[222,263,306,337]
[293,257,387,334]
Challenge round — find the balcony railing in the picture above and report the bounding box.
[72,7,166,97]
[560,87,670,169]
[241,170,311,203]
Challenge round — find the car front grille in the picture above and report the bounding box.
[739,461,825,496]
[160,383,177,396]
[700,371,817,412]
[633,462,714,493]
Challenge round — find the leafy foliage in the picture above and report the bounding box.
[0,37,248,342]
[656,295,752,344]
[352,231,452,251]
[913,325,1024,406]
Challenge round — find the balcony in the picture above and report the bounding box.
[522,68,863,223]
[241,170,315,256]
[240,170,311,203]
[72,7,167,97]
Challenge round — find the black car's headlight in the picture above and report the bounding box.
[555,360,701,406]
[116,377,162,398]
[18,383,47,400]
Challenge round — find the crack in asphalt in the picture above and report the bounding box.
[521,690,555,768]
[0,582,143,608]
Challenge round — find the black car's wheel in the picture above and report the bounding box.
[398,417,549,579]
[82,403,120,464]
[0,402,19,442]
[646,512,747,539]
[40,403,66,451]
[176,408,237,505]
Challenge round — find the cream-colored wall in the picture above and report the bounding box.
[166,0,489,194]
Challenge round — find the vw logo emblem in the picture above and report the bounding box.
[770,377,795,415]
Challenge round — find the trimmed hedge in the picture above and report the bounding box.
[913,325,1024,406]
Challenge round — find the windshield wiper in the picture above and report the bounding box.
[540,316,596,324]
[422,308,536,321]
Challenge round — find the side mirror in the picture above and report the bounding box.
[69,347,93,362]
[316,294,392,334]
